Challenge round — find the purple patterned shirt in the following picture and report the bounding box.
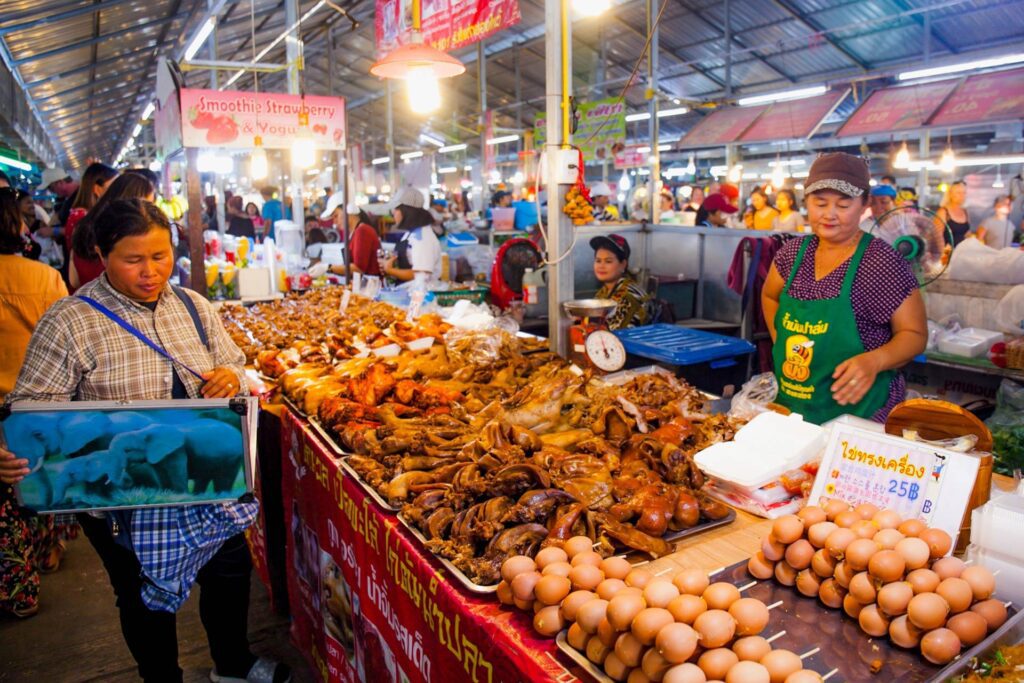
[773,235,919,421]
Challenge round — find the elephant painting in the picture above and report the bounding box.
[108,419,245,494]
[50,450,133,504]
[3,411,154,506]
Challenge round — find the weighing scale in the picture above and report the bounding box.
[561,299,626,373]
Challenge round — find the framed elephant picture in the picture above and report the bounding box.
[0,397,258,513]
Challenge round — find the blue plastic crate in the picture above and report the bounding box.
[614,324,755,368]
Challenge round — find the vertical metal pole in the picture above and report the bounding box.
[208,5,226,234]
[285,0,304,227]
[514,44,522,133]
[386,81,395,192]
[923,11,932,65]
[647,0,660,224]
[724,0,733,98]
[546,0,573,353]
[186,147,206,294]
[598,25,608,183]
[918,11,931,200]
[479,40,488,188]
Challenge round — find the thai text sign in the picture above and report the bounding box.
[375,0,520,54]
[838,80,958,138]
[179,89,346,150]
[929,67,1024,127]
[536,97,626,162]
[809,425,980,546]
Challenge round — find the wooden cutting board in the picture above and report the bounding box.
[885,398,993,451]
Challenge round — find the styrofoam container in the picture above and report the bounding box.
[937,327,1004,357]
[237,267,272,298]
[971,493,1024,564]
[965,544,1024,608]
[695,411,826,489]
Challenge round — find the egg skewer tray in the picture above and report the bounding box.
[555,559,1021,682]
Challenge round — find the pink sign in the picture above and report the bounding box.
[740,90,848,143]
[929,67,1024,127]
[614,144,648,169]
[679,105,768,147]
[838,80,959,137]
[179,89,346,150]
[375,0,520,55]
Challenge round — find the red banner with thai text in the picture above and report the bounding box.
[838,80,959,138]
[281,410,585,683]
[740,90,848,143]
[928,67,1024,127]
[375,0,520,55]
[679,105,768,148]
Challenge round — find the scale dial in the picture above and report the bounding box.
[584,329,626,372]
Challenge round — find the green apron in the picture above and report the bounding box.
[772,232,894,425]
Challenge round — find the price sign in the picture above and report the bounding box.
[808,425,980,546]
[338,288,351,314]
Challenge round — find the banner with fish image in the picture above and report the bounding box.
[2,399,257,514]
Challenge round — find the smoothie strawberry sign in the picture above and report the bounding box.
[179,89,346,150]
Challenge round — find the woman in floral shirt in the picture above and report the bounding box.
[591,234,654,330]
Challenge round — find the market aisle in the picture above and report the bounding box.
[0,536,311,682]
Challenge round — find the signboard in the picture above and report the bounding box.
[837,80,959,138]
[740,90,848,143]
[154,89,183,160]
[679,105,768,148]
[928,67,1024,127]
[535,97,626,161]
[375,0,520,55]
[808,425,981,546]
[614,144,648,169]
[279,411,581,683]
[179,89,346,150]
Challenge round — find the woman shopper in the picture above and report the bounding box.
[0,188,73,618]
[70,171,155,292]
[0,199,289,683]
[590,234,654,330]
[772,189,802,232]
[936,180,971,247]
[65,162,118,290]
[751,187,779,230]
[382,204,441,285]
[321,194,381,276]
[226,195,256,239]
[762,153,927,425]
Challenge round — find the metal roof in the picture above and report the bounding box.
[0,0,1020,170]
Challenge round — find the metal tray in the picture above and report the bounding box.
[307,416,347,457]
[557,559,1021,683]
[399,514,499,595]
[396,508,736,597]
[281,394,308,420]
[339,456,401,513]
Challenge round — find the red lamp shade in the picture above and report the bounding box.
[370,40,466,80]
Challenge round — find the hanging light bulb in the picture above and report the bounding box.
[573,0,611,17]
[727,164,742,183]
[684,153,696,176]
[993,165,1005,189]
[894,140,911,169]
[619,171,631,191]
[251,135,268,180]
[292,112,316,169]
[771,160,786,190]
[406,65,441,115]
[939,145,956,174]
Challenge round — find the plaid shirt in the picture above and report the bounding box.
[9,275,258,612]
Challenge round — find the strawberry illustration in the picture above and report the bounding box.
[206,115,239,144]
[189,106,217,129]
[313,123,327,135]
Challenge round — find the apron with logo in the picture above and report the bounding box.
[772,233,894,424]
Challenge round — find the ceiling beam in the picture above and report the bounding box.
[11,13,189,67]
[0,0,137,34]
[770,0,871,71]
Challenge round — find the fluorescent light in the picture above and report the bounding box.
[0,155,32,171]
[625,113,650,122]
[132,123,142,137]
[420,134,445,148]
[636,144,672,154]
[401,151,424,160]
[438,143,467,154]
[737,85,827,107]
[141,102,156,121]
[898,53,1024,81]
[184,17,216,62]
[769,159,806,167]
[437,166,457,174]
[658,107,688,118]
[372,156,390,165]
[464,165,472,171]
[307,168,321,175]
[486,134,519,145]
[223,1,326,88]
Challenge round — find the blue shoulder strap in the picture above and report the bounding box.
[76,293,205,381]
[171,285,208,348]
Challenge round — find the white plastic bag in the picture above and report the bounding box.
[728,372,778,421]
[947,239,1024,284]
[994,285,1024,335]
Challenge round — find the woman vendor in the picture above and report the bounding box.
[591,234,653,330]
[382,204,441,286]
[761,153,928,424]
